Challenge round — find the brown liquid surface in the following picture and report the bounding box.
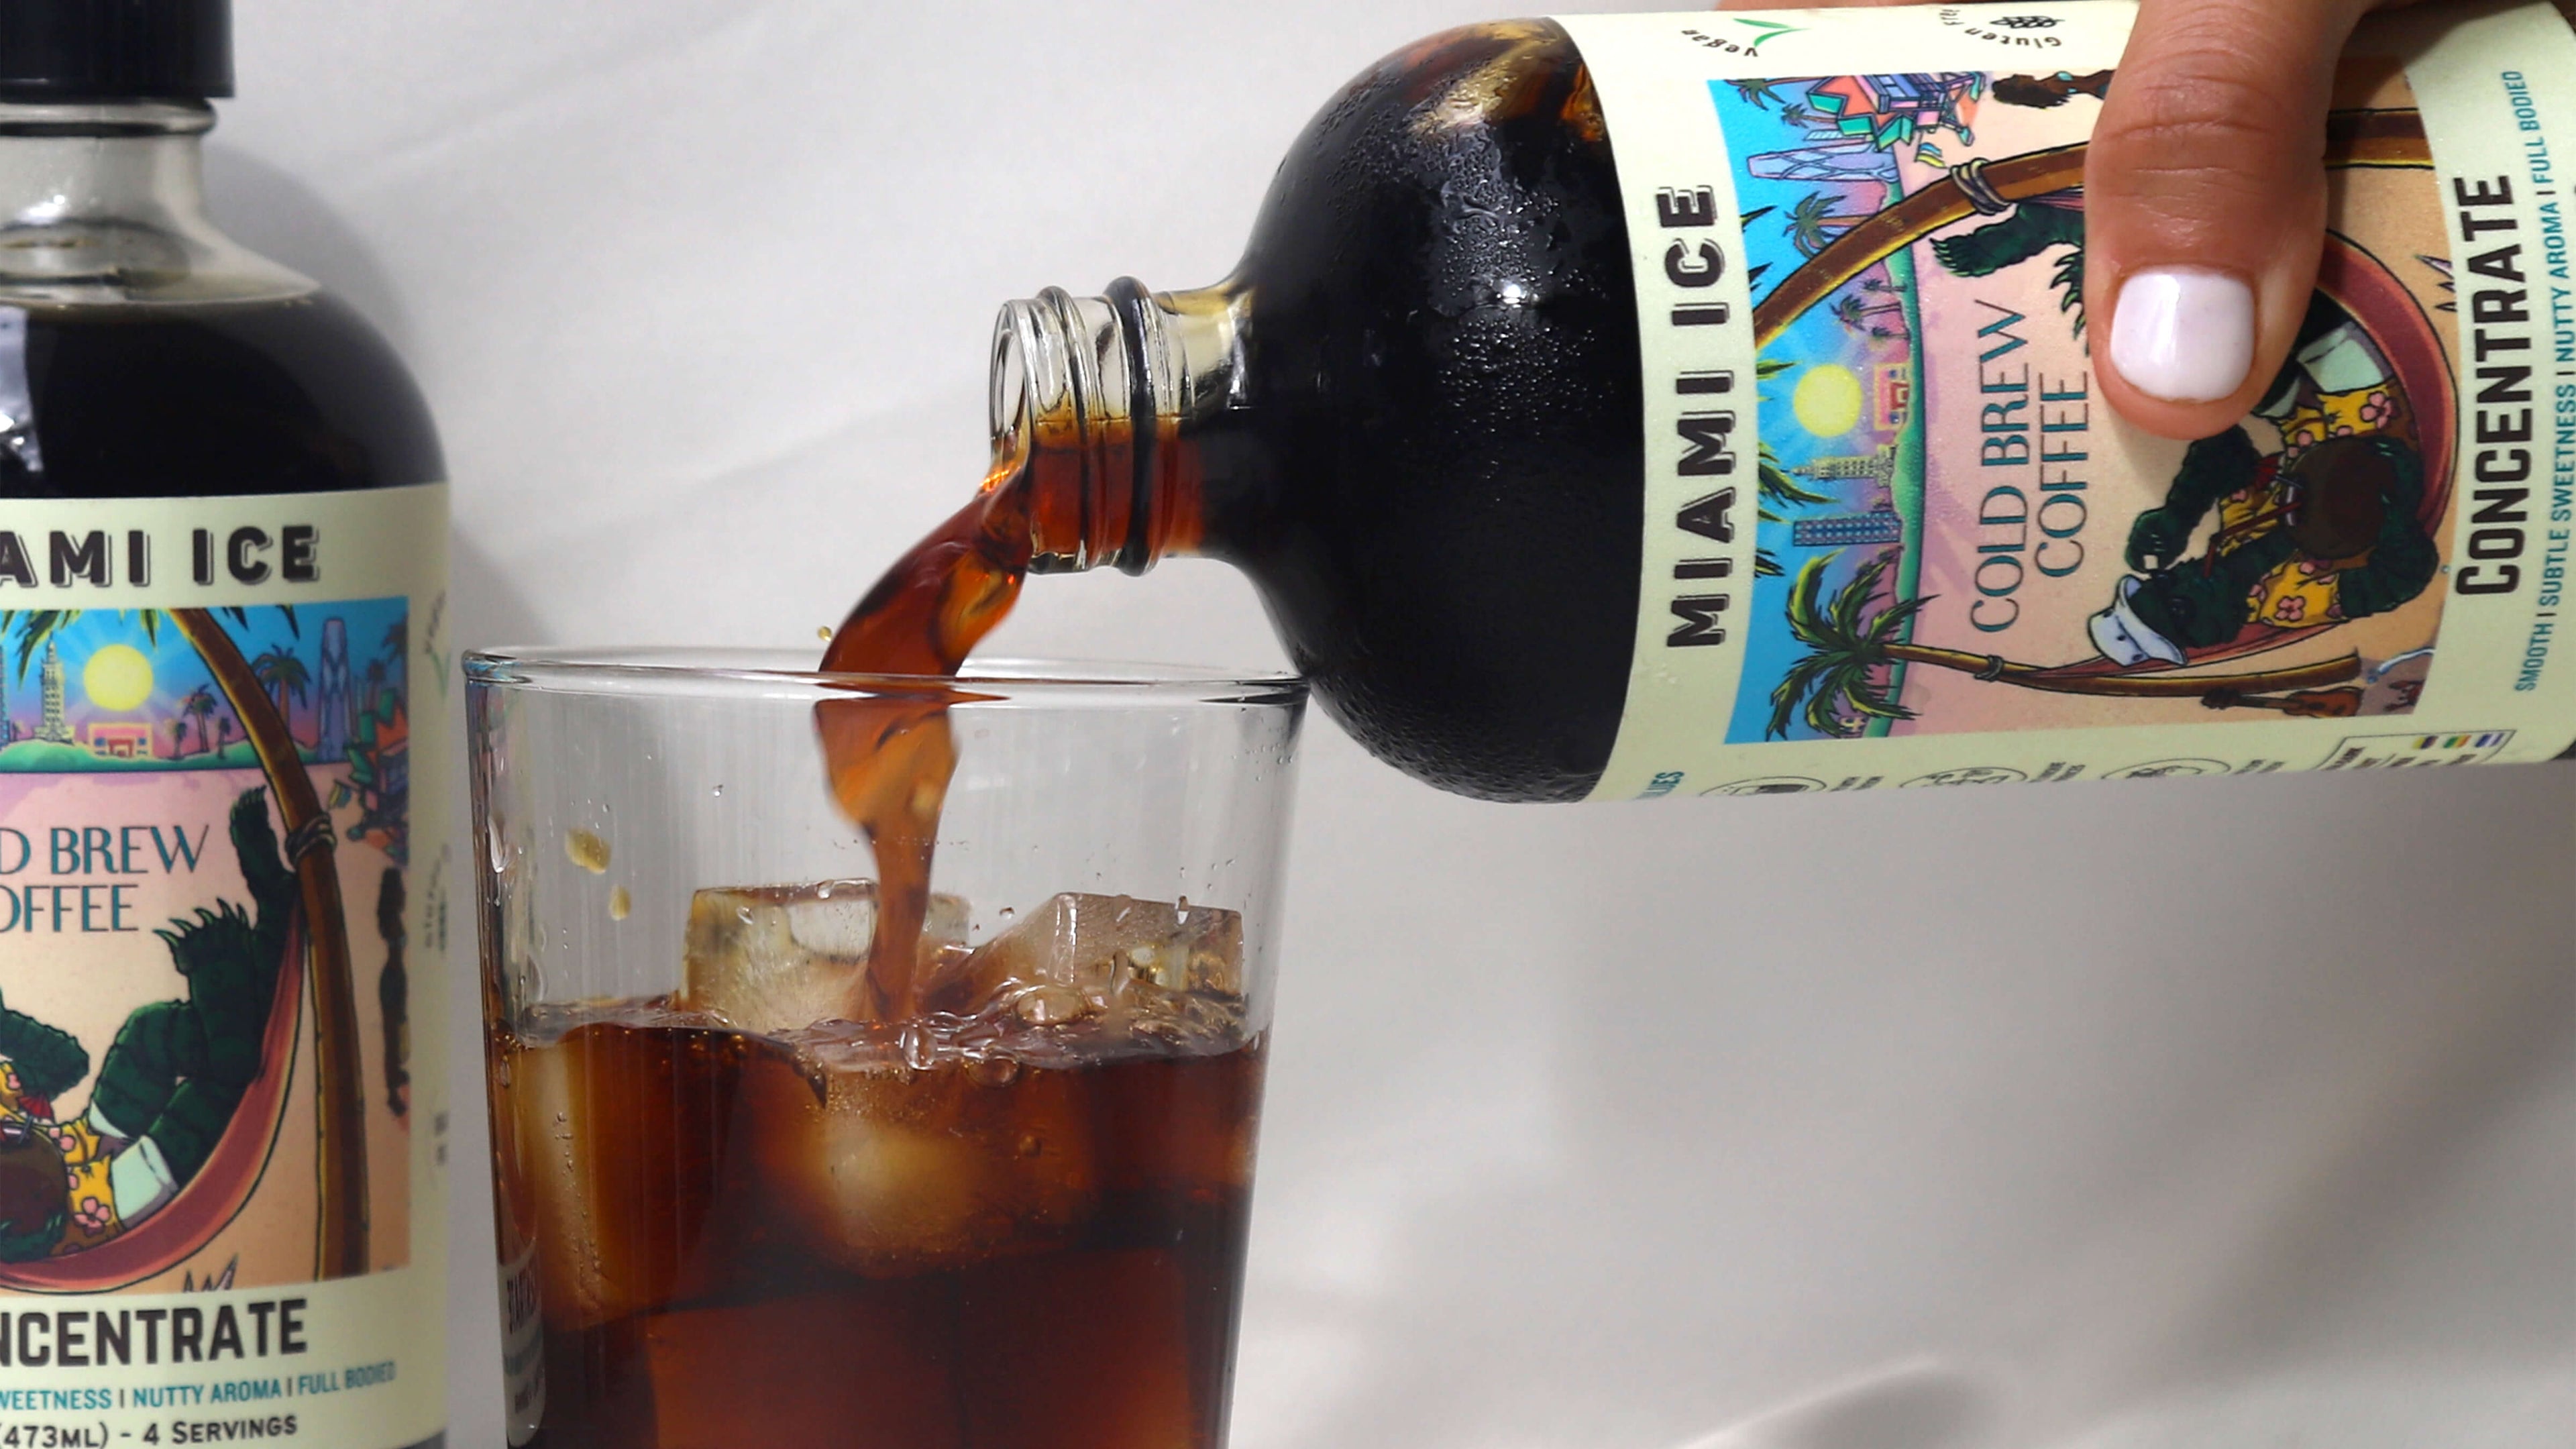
[0,294,443,499]
[494,1003,1263,1449]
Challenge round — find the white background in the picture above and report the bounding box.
[202,3,2573,1446]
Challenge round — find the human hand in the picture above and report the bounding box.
[1719,0,2422,441]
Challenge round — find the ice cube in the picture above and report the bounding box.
[935,894,1242,1030]
[747,1044,1099,1275]
[507,1016,741,1332]
[682,881,968,1032]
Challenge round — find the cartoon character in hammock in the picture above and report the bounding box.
[0,790,290,1262]
[1935,199,2440,702]
[2091,304,2437,674]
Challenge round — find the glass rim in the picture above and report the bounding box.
[464,646,1308,707]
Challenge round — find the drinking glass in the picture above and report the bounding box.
[465,648,1303,1449]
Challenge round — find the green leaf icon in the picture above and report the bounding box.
[1732,17,1803,54]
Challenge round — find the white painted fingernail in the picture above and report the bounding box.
[2110,267,2255,403]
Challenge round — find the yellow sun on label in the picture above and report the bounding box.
[83,644,156,712]
[1791,364,1865,439]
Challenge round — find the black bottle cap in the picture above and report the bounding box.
[0,1,232,103]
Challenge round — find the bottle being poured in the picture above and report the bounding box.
[817,292,1212,1018]
[819,6,2576,1012]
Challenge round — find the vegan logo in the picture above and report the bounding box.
[1678,18,1805,58]
[1733,18,1801,54]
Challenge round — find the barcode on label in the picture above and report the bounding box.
[2318,731,2515,769]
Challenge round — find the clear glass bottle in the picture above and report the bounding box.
[920,4,2576,800]
[0,5,447,1445]
[987,22,1633,802]
[0,103,439,492]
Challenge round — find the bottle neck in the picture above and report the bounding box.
[0,100,306,304]
[991,278,1243,575]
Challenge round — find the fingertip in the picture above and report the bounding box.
[2078,0,2365,437]
[2094,245,2319,439]
[2093,360,2265,443]
[2108,266,2254,404]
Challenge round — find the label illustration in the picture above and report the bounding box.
[0,487,447,1448]
[1563,1,2576,798]
[1722,50,2447,743]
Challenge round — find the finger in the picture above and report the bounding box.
[2086,0,2379,438]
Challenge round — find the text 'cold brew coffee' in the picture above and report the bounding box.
[0,3,451,1447]
[831,0,2576,802]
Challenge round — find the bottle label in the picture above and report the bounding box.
[497,1238,544,1446]
[1560,1,2576,799]
[0,484,449,1448]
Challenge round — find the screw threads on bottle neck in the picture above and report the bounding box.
[991,278,1237,575]
[994,286,1151,574]
[0,97,310,303]
[0,99,210,219]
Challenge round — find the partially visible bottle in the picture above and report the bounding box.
[0,4,447,1446]
[835,1,2576,802]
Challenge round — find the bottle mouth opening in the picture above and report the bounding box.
[991,289,1157,575]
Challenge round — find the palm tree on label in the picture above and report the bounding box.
[1829,292,1909,338]
[250,645,313,745]
[1,606,369,1278]
[1727,78,1785,111]
[1750,358,1834,580]
[1763,555,2364,739]
[178,684,217,757]
[1786,191,1868,258]
[1739,206,1775,293]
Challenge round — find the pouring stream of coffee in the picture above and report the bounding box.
[816,450,1032,1021]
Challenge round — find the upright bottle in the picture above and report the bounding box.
[845,0,2576,801]
[0,4,447,1445]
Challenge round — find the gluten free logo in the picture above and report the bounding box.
[1937,7,2068,47]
